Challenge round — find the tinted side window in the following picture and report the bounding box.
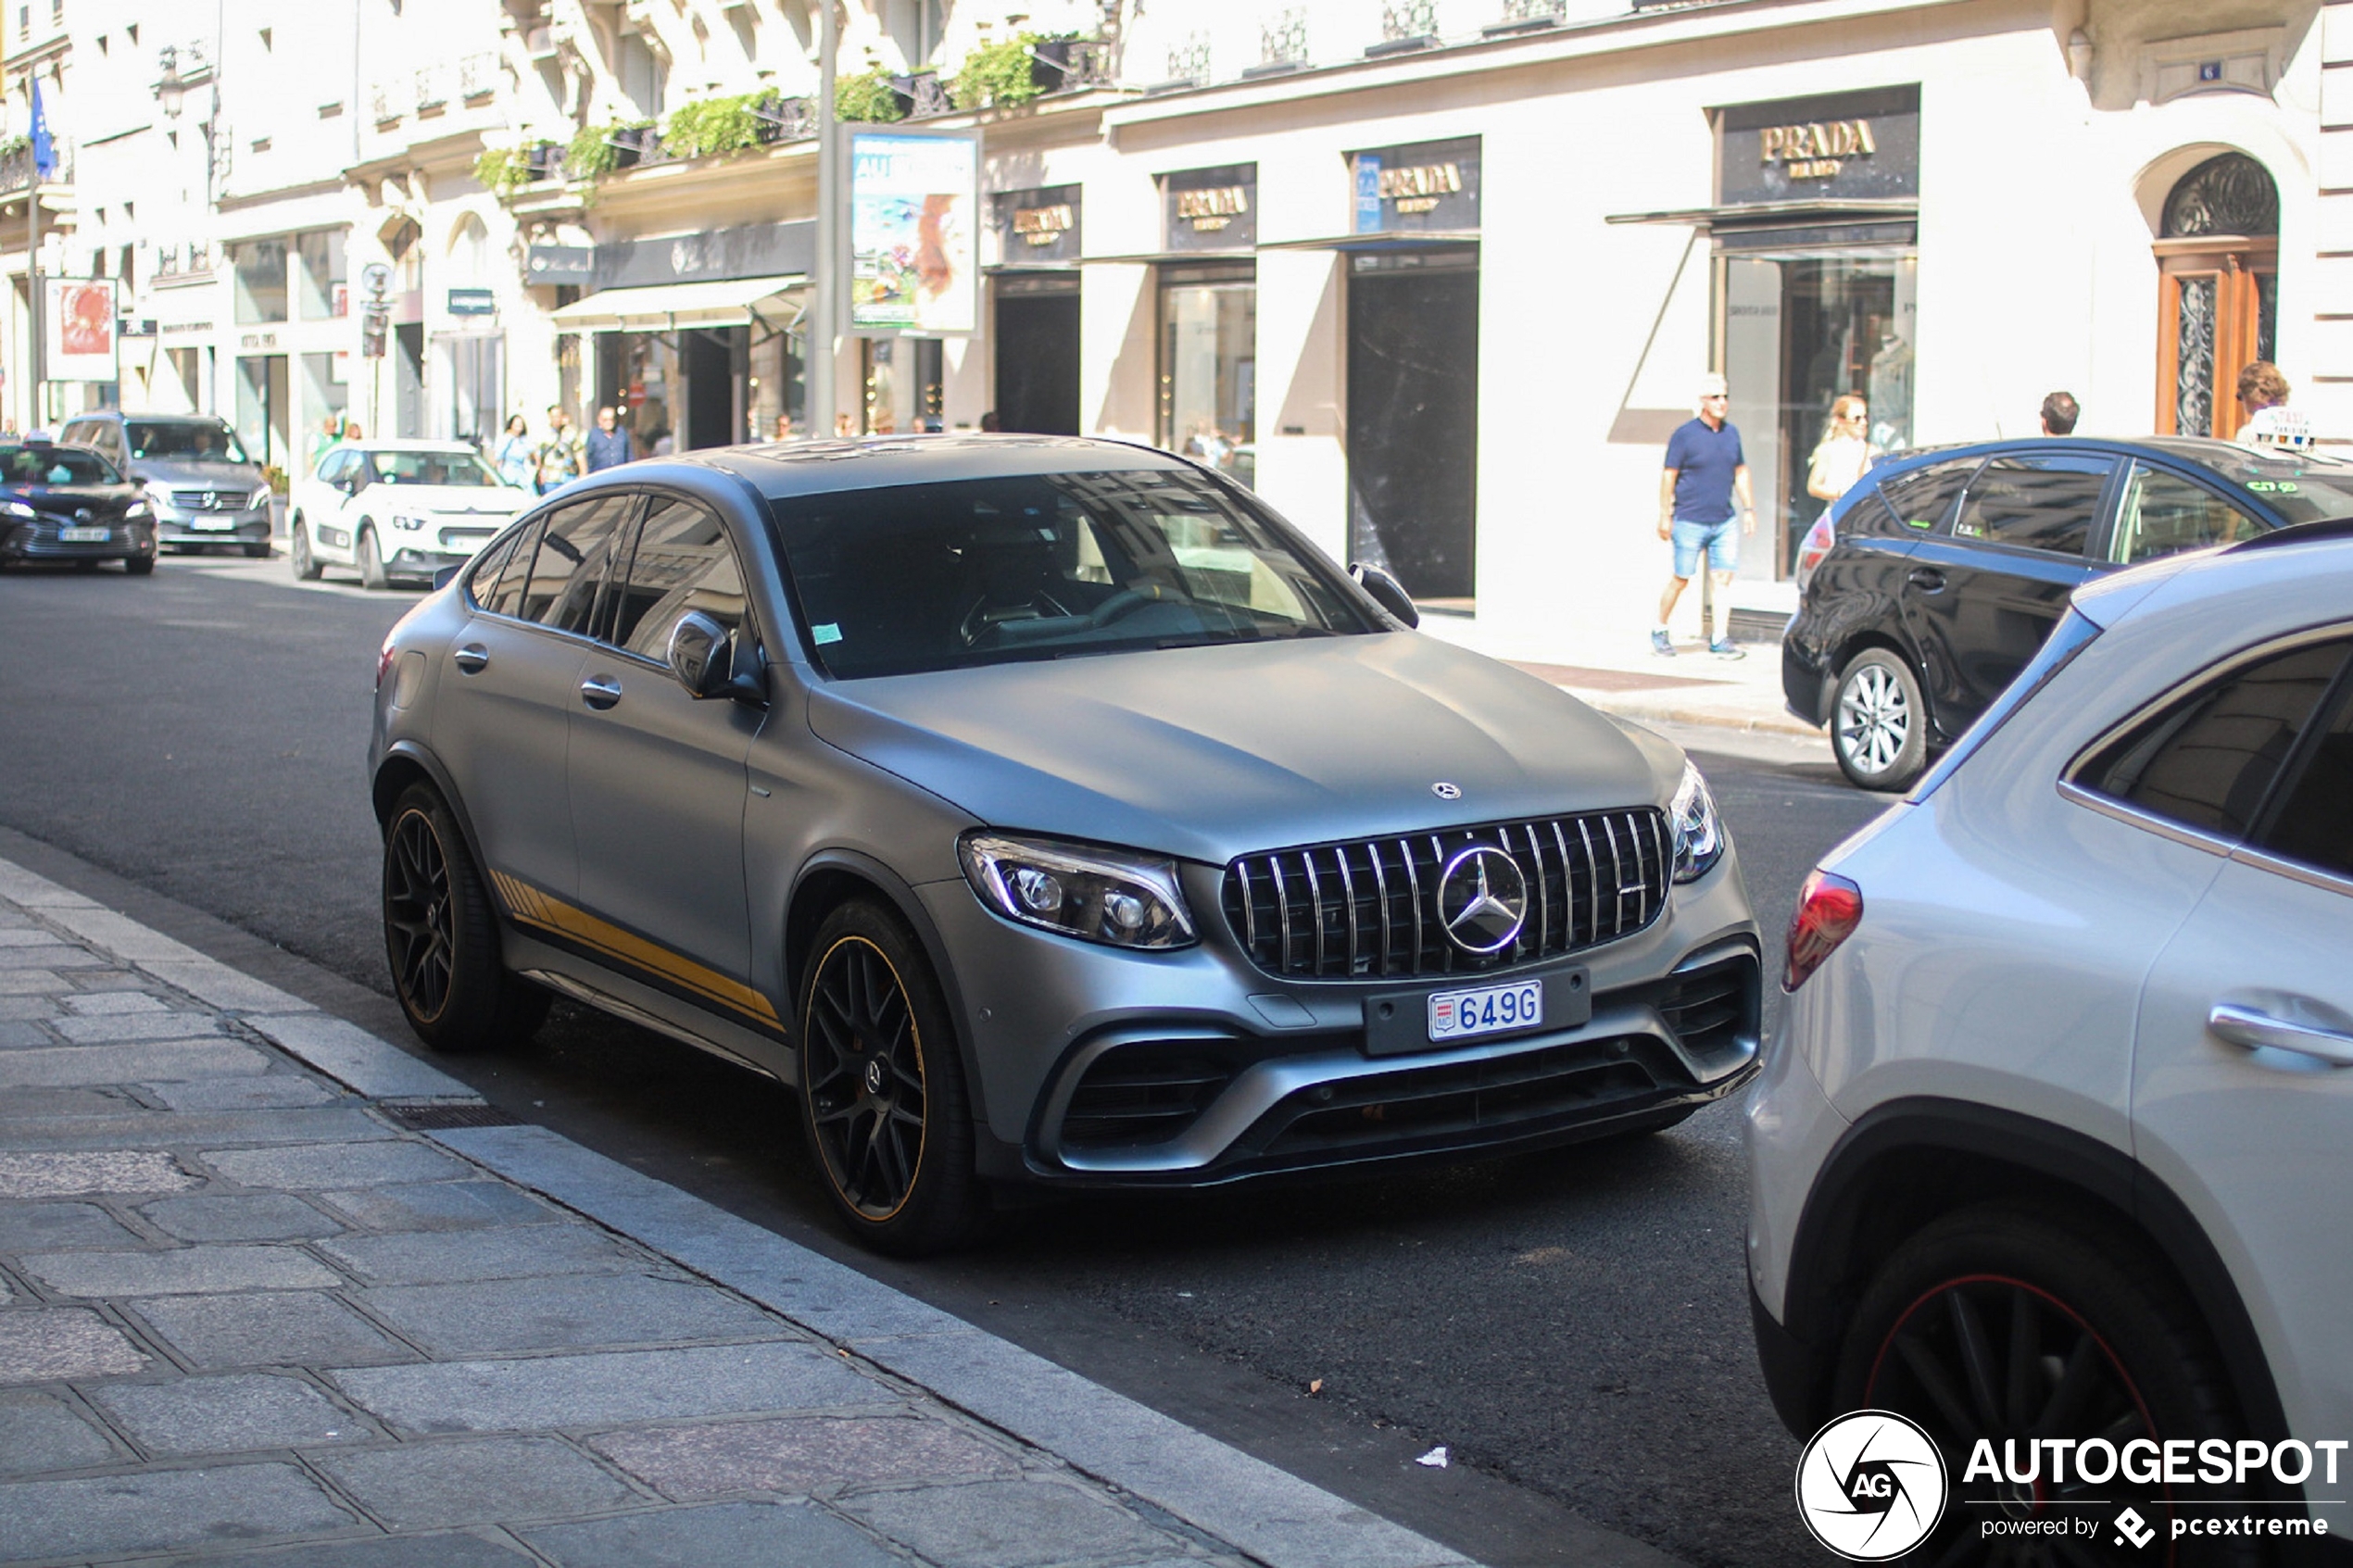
[482,517,543,620]
[1875,458,1977,533]
[610,496,748,659]
[2077,640,2350,839]
[2110,463,2267,565]
[1951,455,2113,556]
[465,527,523,609]
[2258,675,2353,879]
[521,495,634,633]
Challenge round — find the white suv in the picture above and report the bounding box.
[1749,521,2353,1560]
[289,440,531,588]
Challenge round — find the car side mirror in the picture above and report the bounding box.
[667,610,766,705]
[432,565,462,593]
[1349,563,1419,628]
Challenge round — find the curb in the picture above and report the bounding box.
[0,850,1483,1568]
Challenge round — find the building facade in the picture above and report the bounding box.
[6,0,2347,654]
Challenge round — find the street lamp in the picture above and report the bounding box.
[155,45,186,120]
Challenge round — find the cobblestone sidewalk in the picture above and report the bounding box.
[0,858,1476,1568]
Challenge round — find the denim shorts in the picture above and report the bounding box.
[1670,516,1739,578]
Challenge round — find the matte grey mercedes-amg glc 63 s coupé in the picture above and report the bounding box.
[369,437,1760,1252]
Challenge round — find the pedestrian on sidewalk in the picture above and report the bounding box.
[585,406,633,472]
[2039,390,2080,435]
[534,404,584,495]
[2235,361,2311,450]
[494,413,535,491]
[1806,394,1873,508]
[1655,372,1754,659]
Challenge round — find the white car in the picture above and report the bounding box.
[1748,520,2353,1557]
[289,440,532,588]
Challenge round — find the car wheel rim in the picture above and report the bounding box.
[1866,1273,2170,1556]
[1837,665,1910,777]
[384,811,455,1022]
[803,935,926,1222]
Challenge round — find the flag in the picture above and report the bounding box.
[30,79,55,181]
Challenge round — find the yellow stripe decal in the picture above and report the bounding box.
[488,870,781,1027]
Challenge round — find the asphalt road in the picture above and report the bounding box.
[0,554,1884,1567]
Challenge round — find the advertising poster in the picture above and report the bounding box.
[45,277,120,382]
[849,132,978,335]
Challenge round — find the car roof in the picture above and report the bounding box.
[346,440,492,456]
[597,433,1200,503]
[1870,433,2353,483]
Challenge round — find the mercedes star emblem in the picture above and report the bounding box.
[1431,782,1462,800]
[863,1058,887,1096]
[1437,845,1529,955]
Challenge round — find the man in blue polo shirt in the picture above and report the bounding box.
[1655,372,1755,658]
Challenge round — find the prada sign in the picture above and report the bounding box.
[993,183,1082,265]
[1351,137,1480,233]
[1718,86,1919,205]
[1163,164,1256,251]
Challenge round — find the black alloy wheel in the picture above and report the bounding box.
[797,899,986,1255]
[381,783,548,1052]
[358,526,389,590]
[290,517,321,580]
[1834,1206,2260,1567]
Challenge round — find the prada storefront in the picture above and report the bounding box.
[991,184,1082,435]
[1335,136,1480,604]
[1158,165,1258,487]
[1712,88,1919,578]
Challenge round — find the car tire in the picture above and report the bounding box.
[1831,649,1928,792]
[382,783,548,1053]
[123,556,155,577]
[1833,1204,2257,1563]
[358,526,389,591]
[796,898,988,1256]
[289,516,321,581]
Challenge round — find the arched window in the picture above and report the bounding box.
[447,212,490,289]
[2155,153,2278,440]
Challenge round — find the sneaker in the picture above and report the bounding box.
[1650,629,1675,658]
[1708,637,1747,659]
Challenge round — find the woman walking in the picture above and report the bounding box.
[495,414,535,491]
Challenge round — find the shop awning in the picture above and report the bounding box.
[1075,250,1257,266]
[1604,198,1918,228]
[1255,230,1481,251]
[550,274,807,333]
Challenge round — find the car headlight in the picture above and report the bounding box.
[251,488,274,511]
[959,832,1196,949]
[390,513,431,533]
[145,483,174,509]
[1668,760,1725,884]
[0,498,33,520]
[124,500,152,520]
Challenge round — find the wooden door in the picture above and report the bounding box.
[2154,238,2277,440]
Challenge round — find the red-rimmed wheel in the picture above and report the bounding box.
[796,898,986,1256]
[1832,1206,2259,1567]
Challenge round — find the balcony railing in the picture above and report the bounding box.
[415,65,450,112]
[371,81,403,122]
[459,52,502,101]
[0,139,72,192]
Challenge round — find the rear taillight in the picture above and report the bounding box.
[1783,868,1862,992]
[1794,516,1835,596]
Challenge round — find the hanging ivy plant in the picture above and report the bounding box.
[834,68,907,124]
[562,119,651,181]
[950,34,1046,111]
[661,94,771,159]
[472,146,536,195]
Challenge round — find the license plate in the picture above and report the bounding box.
[1428,979,1544,1043]
[58,526,109,543]
[189,516,233,531]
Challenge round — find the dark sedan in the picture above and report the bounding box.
[1783,436,2353,788]
[0,439,158,575]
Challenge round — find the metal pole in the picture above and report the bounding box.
[811,0,839,438]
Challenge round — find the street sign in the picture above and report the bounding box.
[447,287,497,316]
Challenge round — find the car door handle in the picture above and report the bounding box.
[1906,567,1947,593]
[579,674,623,710]
[2208,1002,2353,1068]
[452,645,489,674]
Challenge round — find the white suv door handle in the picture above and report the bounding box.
[2208,1002,2353,1068]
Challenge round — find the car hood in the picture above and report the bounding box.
[804,633,1674,865]
[360,483,529,517]
[127,458,267,488]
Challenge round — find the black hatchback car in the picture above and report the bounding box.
[0,438,157,575]
[1783,436,2353,788]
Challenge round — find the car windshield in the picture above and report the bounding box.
[2174,446,2353,525]
[766,470,1377,678]
[127,420,251,465]
[1,445,120,486]
[364,450,504,487]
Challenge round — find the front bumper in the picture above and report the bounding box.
[920,845,1763,1188]
[383,522,504,579]
[2,517,157,562]
[156,505,271,548]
